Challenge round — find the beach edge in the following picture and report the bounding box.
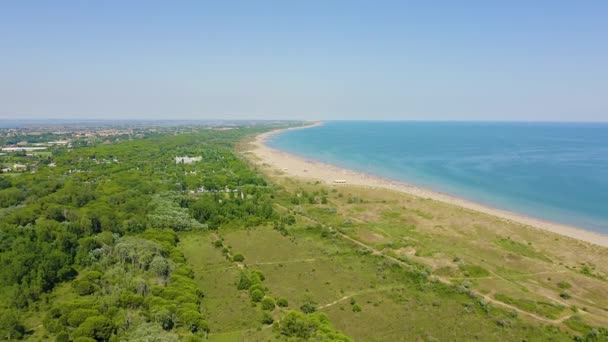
[249,122,608,248]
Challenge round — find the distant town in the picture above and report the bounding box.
[0,120,299,175]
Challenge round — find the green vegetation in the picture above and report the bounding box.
[458,263,491,277]
[494,293,564,319]
[495,237,552,262]
[1,124,607,341]
[275,311,351,341]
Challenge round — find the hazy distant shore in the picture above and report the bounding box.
[251,122,608,248]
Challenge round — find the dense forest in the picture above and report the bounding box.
[0,127,289,341]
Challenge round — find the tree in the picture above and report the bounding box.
[68,309,100,327]
[72,316,114,341]
[73,280,96,296]
[154,309,175,331]
[149,255,170,278]
[0,309,25,340]
[279,311,316,339]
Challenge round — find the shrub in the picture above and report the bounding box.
[352,303,362,312]
[279,311,316,339]
[73,280,96,296]
[285,215,296,225]
[237,272,251,290]
[149,255,170,278]
[73,337,96,342]
[0,309,25,340]
[248,284,265,296]
[560,292,572,299]
[232,254,244,262]
[252,270,265,281]
[261,311,274,325]
[56,331,70,342]
[179,310,208,333]
[250,289,264,303]
[213,240,223,247]
[557,281,572,289]
[71,316,114,341]
[67,309,100,327]
[300,302,316,314]
[261,296,276,310]
[277,298,289,307]
[154,309,174,331]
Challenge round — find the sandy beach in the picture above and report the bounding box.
[250,122,608,248]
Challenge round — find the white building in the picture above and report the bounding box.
[175,156,202,164]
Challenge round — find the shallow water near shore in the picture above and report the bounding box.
[267,121,608,234]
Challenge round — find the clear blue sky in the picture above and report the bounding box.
[1,1,607,121]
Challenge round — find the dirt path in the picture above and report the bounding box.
[287,206,576,325]
[250,258,319,265]
[317,285,405,310]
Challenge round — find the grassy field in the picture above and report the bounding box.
[188,141,608,340]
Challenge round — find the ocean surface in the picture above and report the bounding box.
[267,121,608,234]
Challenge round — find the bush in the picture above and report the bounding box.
[277,298,289,307]
[250,289,264,303]
[232,254,244,262]
[557,281,572,289]
[154,309,175,331]
[560,292,572,299]
[73,280,96,296]
[279,311,316,339]
[73,337,96,342]
[68,309,100,327]
[248,284,265,296]
[179,310,208,333]
[213,240,223,247]
[300,302,316,314]
[72,316,114,341]
[352,303,362,312]
[0,309,25,340]
[56,331,70,342]
[261,311,274,325]
[149,255,170,278]
[261,296,276,310]
[252,270,265,281]
[285,215,296,225]
[237,272,251,290]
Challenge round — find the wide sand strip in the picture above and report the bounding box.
[251,122,608,248]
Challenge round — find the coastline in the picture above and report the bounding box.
[251,122,608,248]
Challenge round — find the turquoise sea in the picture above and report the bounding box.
[267,121,608,234]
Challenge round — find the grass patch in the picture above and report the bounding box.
[495,238,552,263]
[458,264,491,277]
[410,209,434,220]
[563,315,593,335]
[494,293,564,319]
[381,210,401,219]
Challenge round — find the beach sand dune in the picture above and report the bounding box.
[249,122,608,248]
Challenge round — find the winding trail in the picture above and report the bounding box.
[284,204,577,325]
